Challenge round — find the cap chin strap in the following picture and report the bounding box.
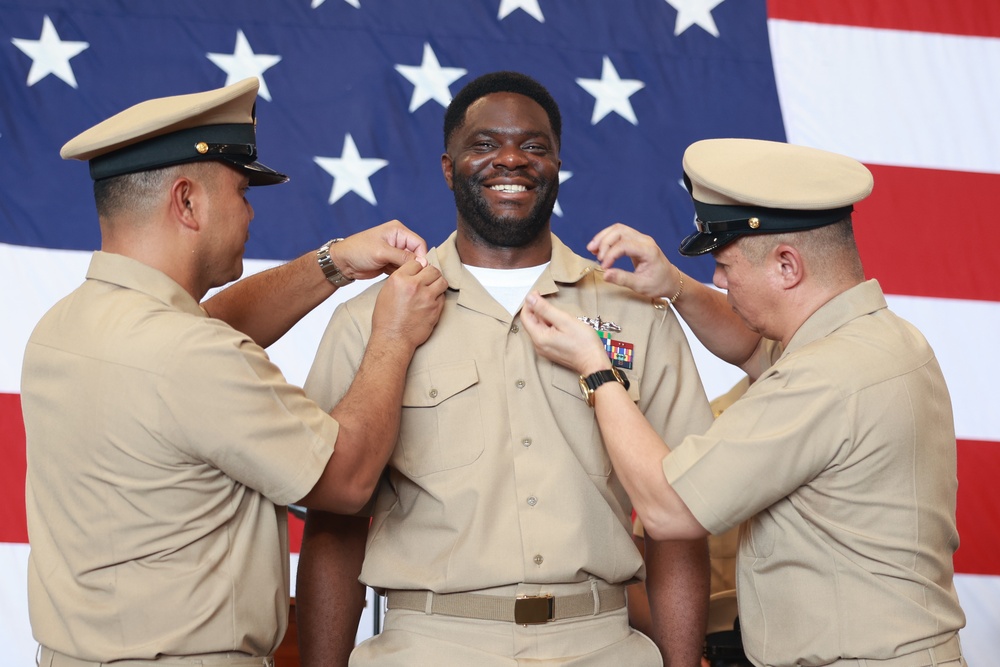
[692,200,854,235]
[90,123,259,181]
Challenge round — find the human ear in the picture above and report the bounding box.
[170,177,199,231]
[774,244,803,288]
[441,153,455,191]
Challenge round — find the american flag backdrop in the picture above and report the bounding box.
[2,0,998,663]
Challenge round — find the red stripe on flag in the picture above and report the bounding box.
[0,393,27,544]
[767,0,1000,38]
[955,438,1000,575]
[854,164,1000,302]
[289,512,304,554]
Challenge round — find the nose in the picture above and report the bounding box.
[493,143,529,170]
[712,264,726,290]
[247,200,255,221]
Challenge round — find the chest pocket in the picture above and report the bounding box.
[397,360,485,477]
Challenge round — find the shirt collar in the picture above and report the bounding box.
[428,230,599,294]
[86,251,206,318]
[783,279,888,356]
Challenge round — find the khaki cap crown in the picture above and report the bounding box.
[61,77,287,186]
[678,138,873,255]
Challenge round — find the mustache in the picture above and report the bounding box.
[471,171,546,188]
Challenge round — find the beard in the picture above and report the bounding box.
[452,167,558,248]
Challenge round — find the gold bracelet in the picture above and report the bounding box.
[666,273,684,305]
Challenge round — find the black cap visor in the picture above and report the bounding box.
[232,158,288,186]
[679,229,742,256]
[678,200,854,256]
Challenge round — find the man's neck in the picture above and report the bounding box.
[455,228,553,269]
[102,234,205,302]
[779,279,862,347]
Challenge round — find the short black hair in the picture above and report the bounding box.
[443,71,562,150]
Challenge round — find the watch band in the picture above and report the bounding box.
[579,367,630,407]
[316,238,354,288]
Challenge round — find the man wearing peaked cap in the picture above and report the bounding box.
[520,138,967,666]
[22,78,447,666]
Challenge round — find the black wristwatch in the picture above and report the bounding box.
[316,238,354,288]
[579,367,629,407]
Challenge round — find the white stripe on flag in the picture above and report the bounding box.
[886,294,1000,443]
[0,543,32,667]
[769,19,1000,173]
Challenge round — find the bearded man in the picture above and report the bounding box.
[296,71,714,667]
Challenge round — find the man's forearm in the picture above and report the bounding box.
[297,512,369,667]
[203,250,335,348]
[671,273,761,374]
[644,536,710,667]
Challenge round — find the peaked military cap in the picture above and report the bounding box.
[679,138,873,256]
[60,77,288,186]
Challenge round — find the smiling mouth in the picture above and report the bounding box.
[488,184,528,193]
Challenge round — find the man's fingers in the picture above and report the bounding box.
[380,247,416,274]
[382,220,428,257]
[417,264,447,290]
[588,223,622,254]
[395,260,447,291]
[603,266,640,290]
[524,291,572,330]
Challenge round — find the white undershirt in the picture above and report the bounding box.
[464,263,550,316]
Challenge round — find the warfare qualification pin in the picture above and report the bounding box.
[579,315,633,370]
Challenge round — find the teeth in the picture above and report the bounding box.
[489,184,527,193]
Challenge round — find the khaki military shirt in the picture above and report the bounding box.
[23,252,336,661]
[664,280,965,666]
[306,232,713,593]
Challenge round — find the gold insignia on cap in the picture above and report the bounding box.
[195,142,209,154]
[749,217,760,229]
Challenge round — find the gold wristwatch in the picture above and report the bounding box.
[316,238,354,288]
[579,367,629,407]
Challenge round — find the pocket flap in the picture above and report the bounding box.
[551,363,641,403]
[402,360,479,407]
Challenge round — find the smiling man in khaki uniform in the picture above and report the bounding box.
[296,71,714,666]
[522,138,967,667]
[23,78,447,667]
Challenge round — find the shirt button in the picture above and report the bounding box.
[522,438,532,448]
[516,379,526,389]
[429,388,438,398]
[510,324,520,333]
[533,554,544,565]
[527,496,537,506]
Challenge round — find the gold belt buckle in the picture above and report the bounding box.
[514,594,554,625]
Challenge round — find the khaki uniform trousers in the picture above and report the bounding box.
[38,647,274,667]
[351,582,661,666]
[789,635,965,667]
